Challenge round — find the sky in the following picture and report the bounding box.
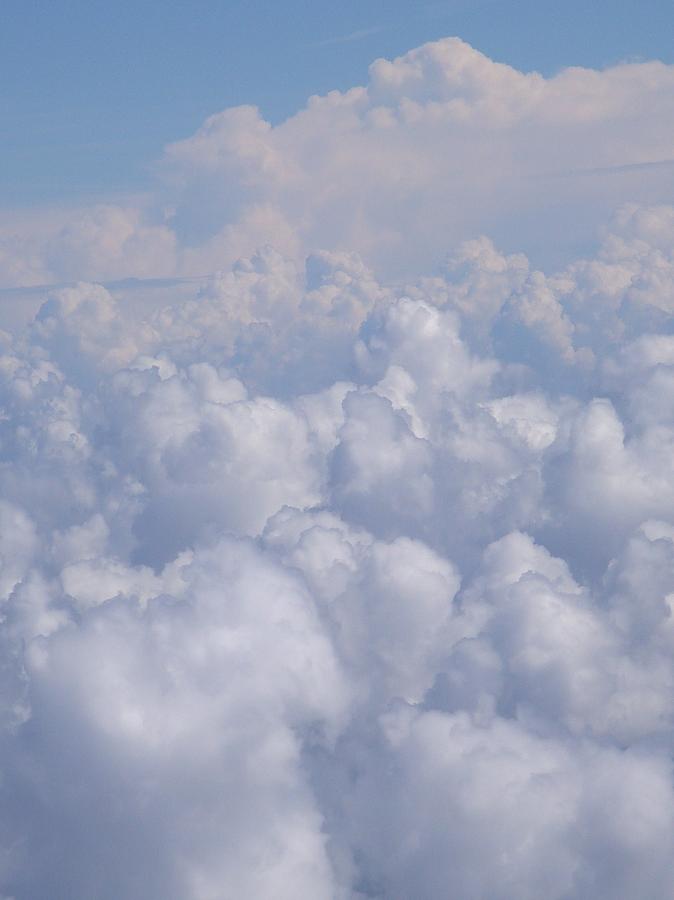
[2,0,674,206]
[4,4,674,899]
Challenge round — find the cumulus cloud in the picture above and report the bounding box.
[3,34,674,900]
[3,37,674,291]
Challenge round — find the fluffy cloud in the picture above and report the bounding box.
[2,34,674,900]
[4,37,674,292]
[158,39,674,280]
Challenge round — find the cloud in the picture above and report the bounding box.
[156,39,674,279]
[2,34,674,900]
[3,37,674,293]
[310,25,391,48]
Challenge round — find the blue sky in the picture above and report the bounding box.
[3,0,673,206]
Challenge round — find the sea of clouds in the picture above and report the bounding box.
[2,37,674,899]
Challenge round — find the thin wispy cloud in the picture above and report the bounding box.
[557,157,674,177]
[309,25,390,47]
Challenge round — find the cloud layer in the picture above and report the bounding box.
[3,37,674,291]
[2,36,674,900]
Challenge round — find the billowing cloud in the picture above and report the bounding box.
[2,34,674,900]
[3,37,674,291]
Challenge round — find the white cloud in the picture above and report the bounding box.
[155,39,674,280]
[3,34,674,900]
[3,38,674,293]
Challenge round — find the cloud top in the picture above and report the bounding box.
[3,37,674,291]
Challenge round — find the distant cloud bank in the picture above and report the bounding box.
[3,37,674,289]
